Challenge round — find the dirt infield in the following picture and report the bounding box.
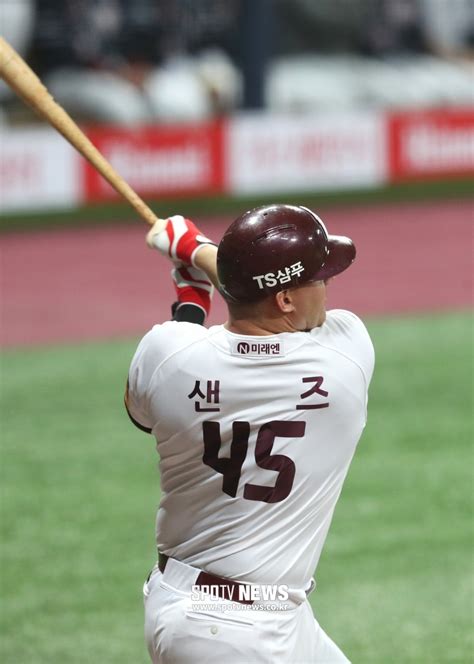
[1,199,472,347]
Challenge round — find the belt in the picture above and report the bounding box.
[158,552,254,606]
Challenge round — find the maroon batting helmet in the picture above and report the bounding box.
[217,204,356,303]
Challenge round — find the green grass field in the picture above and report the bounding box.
[1,312,472,663]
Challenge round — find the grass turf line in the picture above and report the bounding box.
[1,312,472,663]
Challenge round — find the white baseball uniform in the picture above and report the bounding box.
[127,309,374,663]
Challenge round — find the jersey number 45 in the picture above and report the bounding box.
[202,420,305,504]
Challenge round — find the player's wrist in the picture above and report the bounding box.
[192,244,219,289]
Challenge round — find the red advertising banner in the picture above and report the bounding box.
[82,121,225,201]
[388,108,474,181]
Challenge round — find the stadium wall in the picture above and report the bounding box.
[0,108,473,213]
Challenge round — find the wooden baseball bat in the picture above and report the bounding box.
[0,36,164,230]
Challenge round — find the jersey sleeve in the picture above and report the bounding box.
[316,309,375,389]
[125,321,208,433]
[125,326,164,432]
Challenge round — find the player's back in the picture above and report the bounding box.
[127,309,374,589]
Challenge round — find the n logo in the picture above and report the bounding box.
[236,342,250,354]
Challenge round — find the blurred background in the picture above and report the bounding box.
[1,1,473,663]
[1,0,473,124]
[1,0,473,216]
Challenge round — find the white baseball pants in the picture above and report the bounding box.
[143,558,350,663]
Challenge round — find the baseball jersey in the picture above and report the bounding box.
[127,309,374,589]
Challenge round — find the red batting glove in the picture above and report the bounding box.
[146,215,215,267]
[172,266,214,317]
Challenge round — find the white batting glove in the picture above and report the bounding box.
[146,215,216,267]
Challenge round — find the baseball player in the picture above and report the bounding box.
[125,204,375,663]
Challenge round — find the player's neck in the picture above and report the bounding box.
[225,315,296,336]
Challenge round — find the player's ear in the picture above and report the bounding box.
[275,290,295,314]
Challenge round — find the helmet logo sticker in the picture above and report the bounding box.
[252,261,305,289]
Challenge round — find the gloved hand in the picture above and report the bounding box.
[171,265,214,318]
[146,215,216,268]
